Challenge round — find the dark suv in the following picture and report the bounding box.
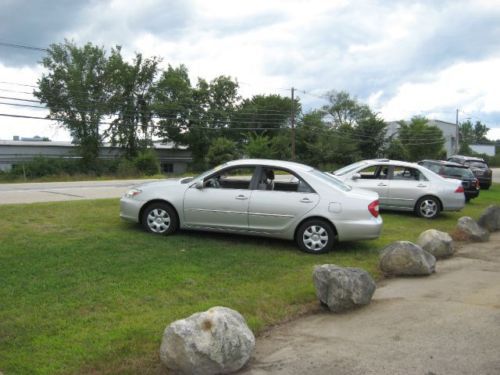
[418,159,480,201]
[447,155,492,190]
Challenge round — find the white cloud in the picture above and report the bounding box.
[378,58,500,127]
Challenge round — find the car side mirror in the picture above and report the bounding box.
[352,173,361,181]
[194,181,203,189]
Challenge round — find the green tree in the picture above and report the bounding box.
[155,70,240,169]
[206,137,240,167]
[398,116,445,161]
[459,119,490,149]
[35,40,113,167]
[322,90,386,160]
[106,49,160,158]
[245,133,271,158]
[232,94,300,140]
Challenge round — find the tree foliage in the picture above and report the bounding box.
[397,116,445,161]
[35,40,113,166]
[206,137,240,167]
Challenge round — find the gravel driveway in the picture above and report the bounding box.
[240,233,500,375]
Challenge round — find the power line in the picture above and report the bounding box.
[0,41,47,52]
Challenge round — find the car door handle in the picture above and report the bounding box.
[377,183,388,186]
[417,184,427,188]
[235,195,248,200]
[300,198,313,203]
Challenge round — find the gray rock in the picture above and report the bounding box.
[478,205,500,232]
[379,241,436,276]
[417,229,455,259]
[160,306,255,374]
[313,264,376,312]
[456,216,490,242]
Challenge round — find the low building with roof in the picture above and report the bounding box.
[0,139,192,173]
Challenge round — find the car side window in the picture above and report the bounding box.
[358,165,388,179]
[204,167,255,189]
[392,166,426,181]
[257,167,314,193]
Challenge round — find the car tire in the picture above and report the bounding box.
[141,202,178,235]
[482,184,491,190]
[296,219,335,254]
[415,196,440,219]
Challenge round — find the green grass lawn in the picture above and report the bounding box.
[1,185,499,374]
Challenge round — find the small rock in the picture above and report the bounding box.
[379,241,436,276]
[456,216,490,242]
[478,205,500,232]
[160,306,255,374]
[313,264,376,312]
[417,229,455,258]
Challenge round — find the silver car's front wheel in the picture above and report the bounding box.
[296,220,335,254]
[415,196,440,219]
[142,203,178,235]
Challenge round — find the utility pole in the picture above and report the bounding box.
[456,108,460,154]
[291,87,296,160]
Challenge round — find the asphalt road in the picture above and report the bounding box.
[241,233,500,375]
[492,168,500,183]
[0,179,160,205]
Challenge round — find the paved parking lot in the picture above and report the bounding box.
[242,234,500,375]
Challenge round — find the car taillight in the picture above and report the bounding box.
[475,179,480,189]
[455,185,464,193]
[368,200,379,218]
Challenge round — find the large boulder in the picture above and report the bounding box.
[478,205,500,232]
[456,216,490,242]
[313,264,376,313]
[417,229,455,259]
[160,306,255,374]
[379,241,436,276]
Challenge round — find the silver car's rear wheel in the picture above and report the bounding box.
[142,203,178,235]
[415,196,440,219]
[296,220,334,254]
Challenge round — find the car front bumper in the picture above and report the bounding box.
[120,196,143,223]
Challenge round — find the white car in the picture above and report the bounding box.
[333,159,465,219]
[121,159,383,254]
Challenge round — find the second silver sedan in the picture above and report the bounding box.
[333,159,465,218]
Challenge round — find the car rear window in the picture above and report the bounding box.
[467,161,488,168]
[444,166,475,179]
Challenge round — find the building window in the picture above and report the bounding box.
[162,163,174,173]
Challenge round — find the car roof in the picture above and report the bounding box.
[223,158,314,172]
[449,155,486,162]
[420,159,466,168]
[363,159,421,168]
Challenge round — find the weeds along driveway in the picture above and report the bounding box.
[241,232,500,375]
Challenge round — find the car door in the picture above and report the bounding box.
[183,166,256,230]
[348,165,390,206]
[248,167,319,233]
[387,165,429,209]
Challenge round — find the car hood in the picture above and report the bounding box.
[135,178,188,190]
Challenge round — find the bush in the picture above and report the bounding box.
[133,150,160,176]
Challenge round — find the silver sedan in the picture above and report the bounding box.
[333,159,465,219]
[120,159,383,254]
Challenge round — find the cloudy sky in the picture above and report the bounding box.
[1,0,499,141]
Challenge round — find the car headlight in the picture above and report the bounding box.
[125,188,142,198]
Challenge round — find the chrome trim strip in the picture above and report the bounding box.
[248,212,294,218]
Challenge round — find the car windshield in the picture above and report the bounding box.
[189,164,229,182]
[314,170,352,191]
[445,166,475,179]
[334,161,369,176]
